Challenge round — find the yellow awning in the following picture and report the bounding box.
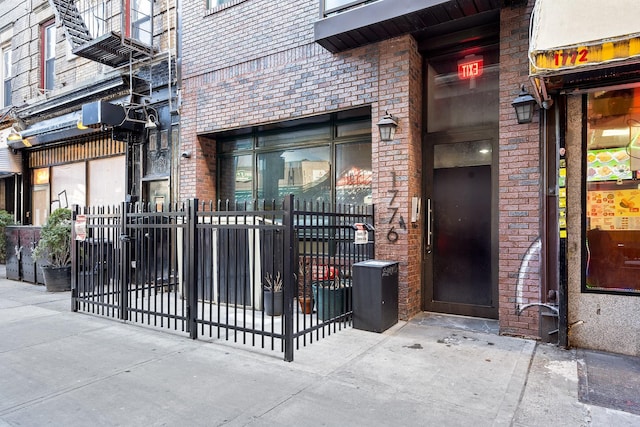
[529,0,640,77]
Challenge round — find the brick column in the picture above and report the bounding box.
[374,35,423,320]
[498,1,542,338]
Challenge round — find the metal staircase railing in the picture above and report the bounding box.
[49,0,93,49]
[48,0,155,68]
[47,0,162,125]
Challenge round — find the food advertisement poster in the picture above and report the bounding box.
[587,189,640,230]
[586,147,632,182]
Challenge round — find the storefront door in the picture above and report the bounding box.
[423,132,497,318]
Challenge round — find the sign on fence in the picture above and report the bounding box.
[75,214,87,241]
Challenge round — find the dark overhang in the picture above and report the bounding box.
[16,74,127,121]
[314,0,503,53]
[13,110,98,149]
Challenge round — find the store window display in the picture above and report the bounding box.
[585,86,640,292]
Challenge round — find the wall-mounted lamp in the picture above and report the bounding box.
[511,85,537,124]
[7,127,31,149]
[7,128,22,142]
[145,114,158,130]
[376,111,398,141]
[77,118,89,130]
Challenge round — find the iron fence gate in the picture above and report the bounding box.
[72,195,375,361]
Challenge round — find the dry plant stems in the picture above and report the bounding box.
[298,258,313,299]
[264,271,283,292]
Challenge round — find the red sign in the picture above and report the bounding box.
[458,56,483,80]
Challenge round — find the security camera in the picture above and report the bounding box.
[181,151,191,158]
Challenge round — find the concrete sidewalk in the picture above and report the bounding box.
[1,277,639,426]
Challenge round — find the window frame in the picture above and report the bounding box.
[128,0,153,46]
[216,108,372,206]
[40,19,56,92]
[208,0,233,8]
[1,44,11,107]
[81,0,106,38]
[206,0,247,13]
[582,85,640,296]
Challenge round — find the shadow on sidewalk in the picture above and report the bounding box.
[578,348,640,415]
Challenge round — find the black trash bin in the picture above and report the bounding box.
[352,260,399,333]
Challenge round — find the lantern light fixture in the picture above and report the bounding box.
[511,85,537,124]
[377,111,398,141]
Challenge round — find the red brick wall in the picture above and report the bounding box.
[373,37,423,320]
[498,1,542,338]
[181,0,542,328]
[180,0,423,319]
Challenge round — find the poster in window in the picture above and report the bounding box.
[586,147,632,182]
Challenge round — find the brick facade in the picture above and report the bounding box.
[181,0,541,332]
[498,1,542,338]
[181,0,424,320]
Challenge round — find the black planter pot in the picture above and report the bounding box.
[313,282,350,320]
[42,265,71,292]
[263,290,283,316]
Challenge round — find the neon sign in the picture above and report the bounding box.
[458,56,483,80]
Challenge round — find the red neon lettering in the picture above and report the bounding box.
[457,59,483,80]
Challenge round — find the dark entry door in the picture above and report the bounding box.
[424,136,497,318]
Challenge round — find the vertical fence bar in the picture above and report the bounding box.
[71,205,79,312]
[119,201,130,321]
[187,198,199,339]
[371,204,375,259]
[283,194,295,362]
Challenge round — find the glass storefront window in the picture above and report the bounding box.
[217,109,372,206]
[218,155,253,203]
[257,127,331,148]
[336,142,372,205]
[585,85,640,294]
[257,147,330,202]
[51,163,86,209]
[89,157,125,206]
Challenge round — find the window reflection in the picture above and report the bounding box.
[219,155,252,203]
[336,142,372,205]
[216,109,371,206]
[258,147,330,203]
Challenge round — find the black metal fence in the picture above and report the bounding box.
[72,195,374,361]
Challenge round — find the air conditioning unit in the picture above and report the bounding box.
[81,101,126,128]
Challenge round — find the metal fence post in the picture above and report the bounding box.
[186,198,199,339]
[283,194,295,362]
[71,205,79,312]
[119,201,130,321]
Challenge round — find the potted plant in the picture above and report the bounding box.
[32,208,72,292]
[312,266,350,320]
[0,209,15,264]
[263,271,283,316]
[297,258,314,314]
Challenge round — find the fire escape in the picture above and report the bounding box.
[48,0,160,126]
[50,0,155,67]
